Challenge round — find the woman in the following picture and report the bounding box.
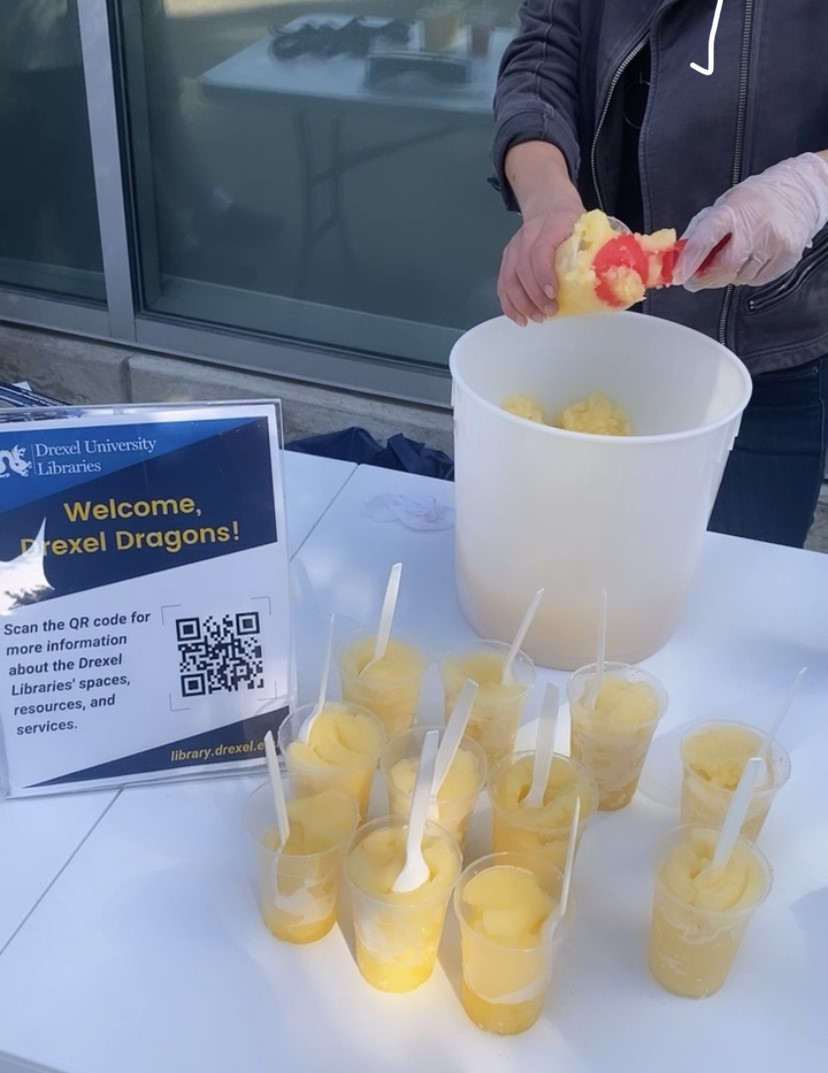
[492,0,828,548]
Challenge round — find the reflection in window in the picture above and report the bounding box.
[123,1,516,364]
[0,1,104,301]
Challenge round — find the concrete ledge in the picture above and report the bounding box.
[0,323,453,457]
[0,324,129,404]
[127,353,453,455]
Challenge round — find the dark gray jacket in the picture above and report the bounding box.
[492,0,828,375]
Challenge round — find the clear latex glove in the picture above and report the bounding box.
[674,153,828,291]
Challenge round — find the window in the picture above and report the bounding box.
[0,1,105,302]
[119,0,515,369]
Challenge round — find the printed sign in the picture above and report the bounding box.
[0,402,293,797]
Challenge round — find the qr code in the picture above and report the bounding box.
[175,612,264,696]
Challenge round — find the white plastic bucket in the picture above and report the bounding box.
[449,312,752,670]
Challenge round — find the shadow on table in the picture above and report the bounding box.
[789,887,828,1041]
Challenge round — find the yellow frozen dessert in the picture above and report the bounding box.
[344,818,462,991]
[381,726,487,850]
[649,826,772,997]
[337,631,428,736]
[440,642,535,765]
[553,392,632,436]
[249,786,359,944]
[680,721,790,841]
[489,752,597,868]
[502,394,546,423]
[567,662,667,810]
[279,701,385,821]
[500,390,632,436]
[390,746,481,806]
[455,855,563,1034]
[554,209,682,317]
[684,724,762,789]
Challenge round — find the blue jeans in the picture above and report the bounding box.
[709,355,828,547]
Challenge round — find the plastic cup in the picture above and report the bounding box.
[567,661,668,810]
[245,782,359,944]
[454,852,571,1034]
[277,702,385,823]
[343,815,462,992]
[379,724,487,852]
[488,751,597,868]
[421,1,464,51]
[439,640,536,766]
[679,720,791,841]
[336,627,429,737]
[648,824,773,998]
[466,3,495,57]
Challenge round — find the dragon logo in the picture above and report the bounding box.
[0,445,32,478]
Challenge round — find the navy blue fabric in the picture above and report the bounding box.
[285,426,382,466]
[286,427,454,480]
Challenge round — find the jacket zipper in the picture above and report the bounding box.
[747,236,828,312]
[717,0,755,347]
[590,38,648,212]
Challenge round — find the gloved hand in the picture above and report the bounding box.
[674,152,828,291]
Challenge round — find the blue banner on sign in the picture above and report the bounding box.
[0,416,253,513]
[0,418,279,600]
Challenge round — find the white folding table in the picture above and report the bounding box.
[0,461,825,1073]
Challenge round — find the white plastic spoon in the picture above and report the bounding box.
[757,666,807,770]
[392,728,440,893]
[432,679,478,798]
[264,730,290,849]
[502,587,544,686]
[361,562,402,676]
[298,613,335,744]
[586,588,608,709]
[545,796,581,942]
[524,683,560,808]
[706,756,764,873]
[558,796,581,918]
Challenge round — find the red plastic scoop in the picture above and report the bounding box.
[592,235,650,306]
[591,233,686,306]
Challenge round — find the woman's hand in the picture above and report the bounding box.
[674,152,828,291]
[497,141,585,324]
[497,200,585,324]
